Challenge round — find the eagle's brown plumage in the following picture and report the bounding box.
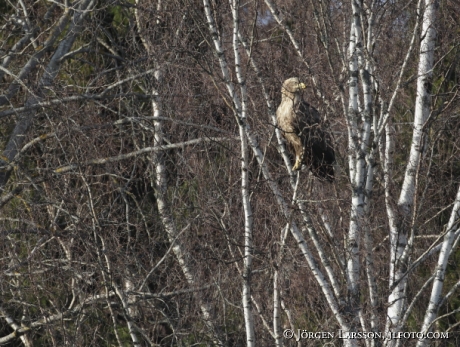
[276,77,335,181]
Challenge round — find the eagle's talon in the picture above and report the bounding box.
[292,160,301,171]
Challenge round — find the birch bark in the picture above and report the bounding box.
[416,189,460,347]
[230,0,256,345]
[386,0,438,337]
[149,85,224,345]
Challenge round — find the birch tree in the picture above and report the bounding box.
[1,0,460,346]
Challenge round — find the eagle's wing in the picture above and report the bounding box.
[296,101,335,180]
[294,100,320,141]
[296,101,321,125]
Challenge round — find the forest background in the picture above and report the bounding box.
[0,0,459,346]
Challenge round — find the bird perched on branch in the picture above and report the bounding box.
[276,77,335,181]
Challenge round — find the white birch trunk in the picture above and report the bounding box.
[150,87,223,346]
[132,9,223,344]
[398,0,438,214]
[230,0,256,345]
[386,0,438,337]
[416,187,460,347]
[358,3,379,338]
[377,0,422,339]
[346,0,364,333]
[273,268,282,347]
[203,0,255,344]
[114,285,141,347]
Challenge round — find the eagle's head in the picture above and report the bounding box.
[281,77,306,101]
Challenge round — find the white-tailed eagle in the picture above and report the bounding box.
[276,77,335,181]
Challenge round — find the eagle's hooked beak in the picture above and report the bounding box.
[299,82,306,89]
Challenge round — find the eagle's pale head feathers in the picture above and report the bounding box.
[281,77,306,102]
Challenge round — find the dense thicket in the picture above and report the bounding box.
[0,0,459,346]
